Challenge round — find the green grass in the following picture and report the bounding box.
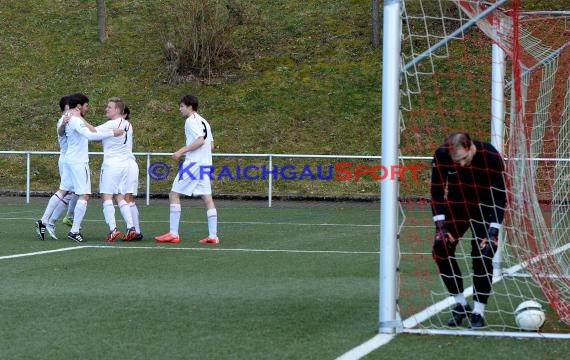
[0,198,569,359]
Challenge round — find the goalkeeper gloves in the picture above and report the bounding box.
[479,227,499,256]
[434,220,450,241]
[432,220,456,260]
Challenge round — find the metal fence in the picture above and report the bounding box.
[0,150,436,206]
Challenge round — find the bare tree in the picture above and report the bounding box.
[371,0,381,48]
[97,0,107,43]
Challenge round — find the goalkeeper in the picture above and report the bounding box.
[430,131,506,328]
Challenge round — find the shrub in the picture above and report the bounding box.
[160,0,246,83]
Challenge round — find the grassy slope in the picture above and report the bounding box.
[0,0,379,194]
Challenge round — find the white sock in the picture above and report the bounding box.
[473,301,485,315]
[207,208,218,238]
[41,193,64,224]
[71,199,87,233]
[169,203,181,236]
[49,195,69,225]
[118,200,133,228]
[130,202,140,233]
[103,200,116,230]
[454,294,467,307]
[66,194,78,218]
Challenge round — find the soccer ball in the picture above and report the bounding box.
[514,300,545,331]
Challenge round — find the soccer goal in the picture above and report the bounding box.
[380,0,570,338]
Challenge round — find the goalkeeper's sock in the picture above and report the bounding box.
[454,294,468,307]
[473,301,485,315]
[169,203,181,236]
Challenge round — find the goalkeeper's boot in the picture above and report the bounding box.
[121,227,137,241]
[154,233,180,244]
[469,313,486,328]
[104,228,122,242]
[35,220,46,240]
[447,303,472,327]
[67,231,86,243]
[198,236,219,245]
[46,223,58,240]
[62,216,73,227]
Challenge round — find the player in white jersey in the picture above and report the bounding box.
[155,94,219,245]
[57,104,80,229]
[53,96,79,233]
[36,93,124,243]
[122,106,143,240]
[36,95,78,240]
[97,97,137,242]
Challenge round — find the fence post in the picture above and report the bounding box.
[268,155,273,207]
[146,153,151,206]
[26,152,31,204]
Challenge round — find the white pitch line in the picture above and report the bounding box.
[85,244,380,255]
[0,217,380,227]
[0,246,86,260]
[335,334,395,360]
[214,221,379,227]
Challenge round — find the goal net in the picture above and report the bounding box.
[391,0,570,336]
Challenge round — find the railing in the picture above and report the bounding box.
[3,150,566,206]
[0,150,437,206]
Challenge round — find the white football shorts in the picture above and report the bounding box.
[99,163,129,195]
[62,162,91,195]
[171,160,212,196]
[58,157,74,192]
[125,160,139,196]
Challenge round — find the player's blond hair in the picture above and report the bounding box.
[108,97,125,113]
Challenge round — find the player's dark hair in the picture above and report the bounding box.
[123,106,130,120]
[59,95,71,112]
[68,93,89,109]
[445,131,472,151]
[180,94,199,111]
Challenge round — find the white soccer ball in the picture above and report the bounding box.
[515,300,545,331]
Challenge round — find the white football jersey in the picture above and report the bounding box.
[97,118,134,165]
[63,115,114,164]
[56,115,67,157]
[185,113,213,165]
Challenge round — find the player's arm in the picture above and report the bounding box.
[84,120,97,133]
[430,148,455,258]
[73,119,123,140]
[477,145,507,255]
[57,113,72,136]
[172,136,205,161]
[57,121,66,136]
[487,148,507,226]
[430,148,448,220]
